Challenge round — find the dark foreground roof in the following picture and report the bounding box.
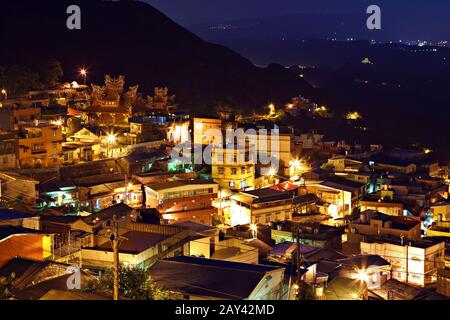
[0,225,42,241]
[0,208,36,220]
[149,256,283,299]
[242,188,291,204]
[84,203,134,224]
[93,231,169,254]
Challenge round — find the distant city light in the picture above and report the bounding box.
[346,112,362,120]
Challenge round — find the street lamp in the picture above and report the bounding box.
[107,134,116,144]
[1,89,7,100]
[357,269,369,282]
[268,167,277,177]
[106,133,117,158]
[80,68,87,85]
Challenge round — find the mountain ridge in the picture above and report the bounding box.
[0,0,315,114]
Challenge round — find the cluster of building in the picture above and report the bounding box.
[0,75,449,300]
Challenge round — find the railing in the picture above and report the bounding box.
[31,149,47,154]
[53,239,82,260]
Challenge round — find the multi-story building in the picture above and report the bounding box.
[0,105,41,131]
[167,115,190,145]
[145,180,219,225]
[0,133,17,170]
[326,156,363,172]
[79,180,143,212]
[373,159,417,174]
[431,201,450,222]
[129,117,168,144]
[348,210,422,248]
[192,116,222,145]
[307,177,366,219]
[17,122,63,168]
[360,198,404,216]
[0,172,38,205]
[229,188,293,226]
[242,126,296,177]
[360,239,445,287]
[211,143,255,191]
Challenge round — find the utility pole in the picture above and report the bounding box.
[295,227,304,300]
[95,213,130,300]
[111,215,120,301]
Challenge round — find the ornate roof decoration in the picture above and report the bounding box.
[146,87,175,110]
[124,84,139,101]
[104,75,125,95]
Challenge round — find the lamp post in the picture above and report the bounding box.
[266,167,291,186]
[106,133,116,158]
[1,89,7,100]
[80,68,87,86]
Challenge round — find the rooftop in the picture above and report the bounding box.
[84,203,135,225]
[356,210,421,231]
[146,179,217,191]
[240,188,292,204]
[319,177,366,192]
[0,208,37,221]
[149,256,283,299]
[363,237,442,249]
[0,225,42,241]
[93,231,170,254]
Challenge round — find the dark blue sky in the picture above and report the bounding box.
[145,0,450,40]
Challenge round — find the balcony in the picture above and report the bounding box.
[31,149,47,155]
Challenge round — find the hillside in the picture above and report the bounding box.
[0,0,314,114]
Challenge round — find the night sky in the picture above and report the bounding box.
[145,0,450,41]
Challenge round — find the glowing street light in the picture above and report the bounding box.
[1,89,7,100]
[106,133,117,158]
[346,111,362,120]
[107,134,117,144]
[357,270,369,282]
[268,167,277,177]
[289,159,302,177]
[79,68,87,85]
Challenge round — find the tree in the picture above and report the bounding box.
[33,59,63,88]
[85,265,176,300]
[0,273,17,300]
[0,65,41,96]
